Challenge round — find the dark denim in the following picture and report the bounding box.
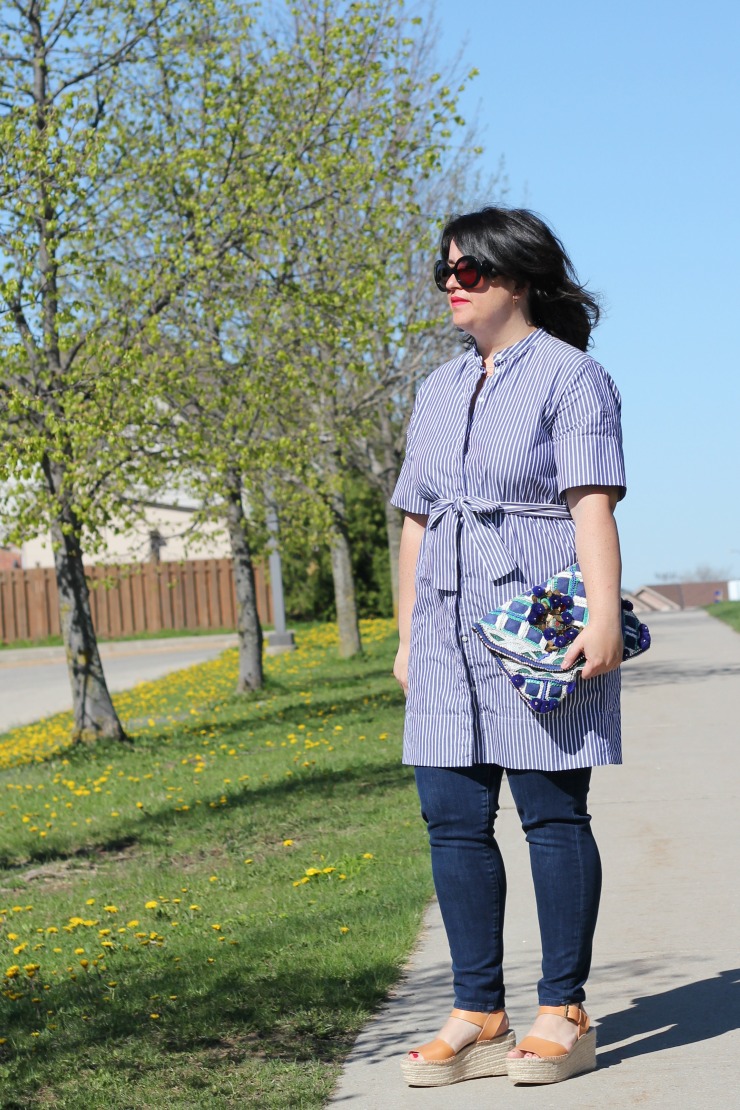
[414,764,601,1011]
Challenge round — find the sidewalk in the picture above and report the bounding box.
[330,610,739,1108]
[0,633,238,732]
[0,633,237,667]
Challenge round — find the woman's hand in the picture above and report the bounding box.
[394,644,409,695]
[561,619,624,679]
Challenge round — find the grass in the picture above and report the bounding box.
[0,619,433,1108]
[705,601,740,633]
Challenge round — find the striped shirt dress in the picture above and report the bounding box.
[390,328,627,771]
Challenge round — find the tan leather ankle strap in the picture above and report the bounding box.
[450,1008,508,1041]
[538,1004,589,1034]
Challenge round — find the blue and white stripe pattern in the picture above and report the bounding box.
[390,328,627,771]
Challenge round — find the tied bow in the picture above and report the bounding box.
[427,496,572,592]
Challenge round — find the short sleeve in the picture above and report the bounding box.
[390,403,433,515]
[552,359,626,499]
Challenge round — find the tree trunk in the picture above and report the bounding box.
[225,474,264,692]
[50,518,127,744]
[384,501,403,619]
[329,486,362,658]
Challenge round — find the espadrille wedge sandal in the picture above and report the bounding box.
[400,1008,515,1087]
[506,1003,596,1085]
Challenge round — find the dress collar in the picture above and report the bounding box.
[469,327,544,374]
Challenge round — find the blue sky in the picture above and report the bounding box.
[432,0,740,588]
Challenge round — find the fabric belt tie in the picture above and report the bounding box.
[427,496,572,591]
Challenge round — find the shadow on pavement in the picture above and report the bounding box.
[596,967,740,1066]
[621,661,740,687]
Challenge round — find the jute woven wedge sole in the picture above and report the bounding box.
[400,1029,516,1087]
[507,1027,596,1085]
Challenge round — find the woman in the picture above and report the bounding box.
[392,207,626,1087]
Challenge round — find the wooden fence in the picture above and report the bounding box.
[0,559,272,644]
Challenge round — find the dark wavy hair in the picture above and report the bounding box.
[440,207,601,351]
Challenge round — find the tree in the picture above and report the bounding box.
[0,0,182,741]
[136,0,481,668]
[268,3,483,653]
[0,1,258,733]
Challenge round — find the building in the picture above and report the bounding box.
[20,500,231,569]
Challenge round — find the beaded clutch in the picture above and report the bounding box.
[473,564,651,714]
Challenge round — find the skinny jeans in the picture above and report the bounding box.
[414,764,601,1012]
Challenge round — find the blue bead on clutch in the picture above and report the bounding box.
[473,564,651,713]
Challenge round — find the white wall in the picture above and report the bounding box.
[21,505,231,569]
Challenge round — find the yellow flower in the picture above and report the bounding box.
[144,901,158,910]
[211,924,221,931]
[189,905,201,911]
[322,867,336,874]
[339,926,350,934]
[127,920,139,928]
[103,905,118,914]
[282,839,294,847]
[5,966,20,978]
[243,859,253,865]
[208,876,218,883]
[305,868,321,877]
[362,853,374,860]
[98,929,111,937]
[150,1013,160,1019]
[74,947,85,955]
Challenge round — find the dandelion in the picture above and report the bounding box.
[208,875,218,883]
[144,901,158,910]
[243,859,253,865]
[5,966,20,979]
[362,853,374,860]
[339,926,350,934]
[103,905,118,914]
[282,839,294,846]
[150,1013,160,1019]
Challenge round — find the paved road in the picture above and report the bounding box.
[330,610,740,1109]
[0,635,237,731]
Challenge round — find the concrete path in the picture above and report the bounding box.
[0,634,237,731]
[330,610,740,1109]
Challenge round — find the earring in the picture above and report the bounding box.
[512,295,519,306]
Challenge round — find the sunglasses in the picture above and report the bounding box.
[433,255,497,292]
